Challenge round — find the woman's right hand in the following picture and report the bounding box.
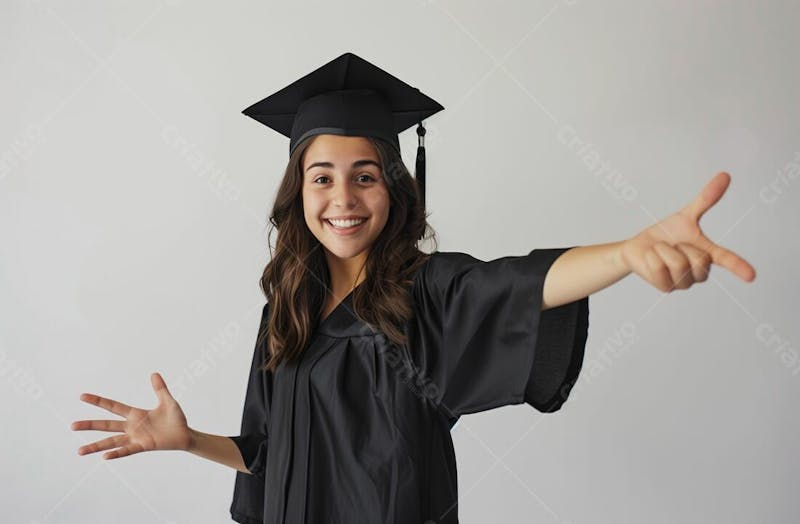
[71,372,193,459]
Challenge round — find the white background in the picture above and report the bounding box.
[1,1,797,523]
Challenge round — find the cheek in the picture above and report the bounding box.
[377,191,391,223]
[301,190,321,217]
[367,186,390,211]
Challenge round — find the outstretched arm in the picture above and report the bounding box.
[541,240,629,310]
[542,172,757,310]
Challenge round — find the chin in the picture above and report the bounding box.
[323,244,369,260]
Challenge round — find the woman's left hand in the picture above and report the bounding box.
[619,172,756,292]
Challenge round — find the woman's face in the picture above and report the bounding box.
[301,134,390,263]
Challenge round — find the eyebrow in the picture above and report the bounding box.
[305,159,381,173]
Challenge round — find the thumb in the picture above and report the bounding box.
[151,372,175,403]
[681,171,730,223]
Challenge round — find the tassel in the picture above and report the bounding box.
[415,121,426,214]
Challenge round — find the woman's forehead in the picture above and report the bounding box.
[305,135,377,158]
[303,135,380,170]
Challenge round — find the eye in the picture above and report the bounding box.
[311,173,377,185]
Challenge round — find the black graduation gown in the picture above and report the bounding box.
[228,247,590,524]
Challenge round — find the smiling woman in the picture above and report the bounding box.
[221,52,592,524]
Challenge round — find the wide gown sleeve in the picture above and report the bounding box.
[228,302,273,523]
[412,247,589,421]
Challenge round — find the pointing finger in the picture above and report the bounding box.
[709,242,756,282]
[680,229,756,282]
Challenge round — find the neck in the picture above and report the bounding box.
[324,250,368,299]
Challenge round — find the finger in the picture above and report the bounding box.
[103,443,145,460]
[689,234,756,282]
[151,372,174,403]
[681,172,730,223]
[710,242,756,282]
[71,419,126,432]
[79,393,134,418]
[652,243,694,290]
[644,249,673,292]
[674,243,711,283]
[77,434,127,456]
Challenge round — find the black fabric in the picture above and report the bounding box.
[241,52,444,156]
[229,304,272,523]
[228,247,589,523]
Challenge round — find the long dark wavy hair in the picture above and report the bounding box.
[255,135,439,371]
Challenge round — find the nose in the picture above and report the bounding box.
[332,179,357,208]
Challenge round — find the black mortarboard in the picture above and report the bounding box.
[242,52,444,215]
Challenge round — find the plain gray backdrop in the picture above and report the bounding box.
[1,1,797,523]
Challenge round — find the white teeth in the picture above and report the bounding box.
[327,218,366,229]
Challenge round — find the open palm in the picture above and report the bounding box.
[71,372,192,459]
[620,172,756,292]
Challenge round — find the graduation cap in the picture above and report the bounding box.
[241,52,444,214]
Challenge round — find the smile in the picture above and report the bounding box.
[325,218,367,235]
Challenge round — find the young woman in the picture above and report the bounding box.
[70,53,756,524]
